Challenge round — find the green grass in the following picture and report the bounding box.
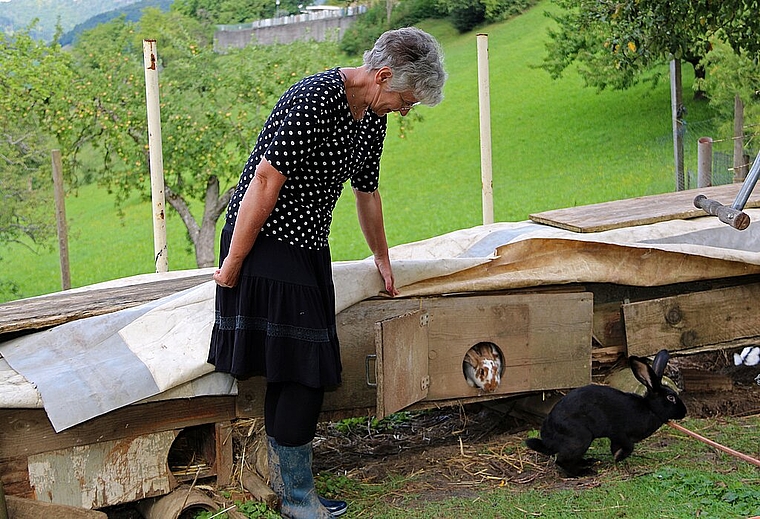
[312,416,760,519]
[1,0,721,301]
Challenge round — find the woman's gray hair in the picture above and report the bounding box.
[363,27,447,107]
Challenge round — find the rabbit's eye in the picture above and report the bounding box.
[667,395,677,404]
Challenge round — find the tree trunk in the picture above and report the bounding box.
[165,177,233,269]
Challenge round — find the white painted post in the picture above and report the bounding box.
[143,39,168,273]
[477,33,494,225]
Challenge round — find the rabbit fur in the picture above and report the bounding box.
[525,349,686,477]
[463,342,502,392]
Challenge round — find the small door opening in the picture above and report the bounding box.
[168,424,216,482]
[462,341,504,393]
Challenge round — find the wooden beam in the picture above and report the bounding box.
[0,396,236,461]
[529,183,760,233]
[623,282,760,356]
[0,272,211,339]
[5,496,107,518]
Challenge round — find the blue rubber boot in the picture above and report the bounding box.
[268,436,347,516]
[266,436,284,501]
[268,438,334,519]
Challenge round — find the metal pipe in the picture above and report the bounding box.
[697,137,712,188]
[731,152,760,211]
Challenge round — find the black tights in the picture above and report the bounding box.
[264,381,325,447]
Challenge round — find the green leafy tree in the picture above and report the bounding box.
[63,9,342,267]
[0,27,73,297]
[698,42,760,148]
[542,0,760,94]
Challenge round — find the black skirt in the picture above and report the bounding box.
[208,226,342,388]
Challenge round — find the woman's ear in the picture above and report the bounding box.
[374,66,393,84]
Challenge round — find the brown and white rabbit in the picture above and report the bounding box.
[463,342,503,393]
[525,349,686,477]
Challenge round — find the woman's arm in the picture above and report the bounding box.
[213,158,286,288]
[355,188,399,296]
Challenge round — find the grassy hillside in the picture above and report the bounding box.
[1,1,715,302]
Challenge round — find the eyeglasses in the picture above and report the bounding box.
[398,93,420,112]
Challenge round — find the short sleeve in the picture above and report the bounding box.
[263,97,324,177]
[350,115,387,193]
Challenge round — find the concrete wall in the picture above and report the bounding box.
[214,8,365,50]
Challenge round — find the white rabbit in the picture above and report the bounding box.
[463,342,503,392]
[734,346,760,366]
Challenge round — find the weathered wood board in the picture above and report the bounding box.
[0,272,211,339]
[421,292,593,400]
[375,310,430,419]
[5,495,108,519]
[623,282,760,356]
[315,292,593,417]
[27,431,177,509]
[0,396,235,461]
[0,396,236,505]
[530,183,760,233]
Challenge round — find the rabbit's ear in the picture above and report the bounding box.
[630,356,658,391]
[651,349,670,378]
[464,350,481,367]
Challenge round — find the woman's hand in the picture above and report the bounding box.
[355,188,398,296]
[374,255,399,297]
[213,257,242,288]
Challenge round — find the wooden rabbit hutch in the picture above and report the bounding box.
[2,184,760,516]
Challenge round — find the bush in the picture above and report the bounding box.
[339,0,447,56]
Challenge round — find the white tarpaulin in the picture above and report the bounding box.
[2,213,760,431]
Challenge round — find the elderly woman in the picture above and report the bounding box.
[208,27,446,518]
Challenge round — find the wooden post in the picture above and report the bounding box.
[697,137,712,188]
[143,39,169,273]
[0,477,7,519]
[733,94,747,182]
[51,150,71,290]
[477,34,494,225]
[670,59,684,191]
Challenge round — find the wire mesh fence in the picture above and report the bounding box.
[676,118,758,190]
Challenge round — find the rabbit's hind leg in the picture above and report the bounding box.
[554,432,594,477]
[609,436,635,462]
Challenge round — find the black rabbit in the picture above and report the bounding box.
[525,349,687,476]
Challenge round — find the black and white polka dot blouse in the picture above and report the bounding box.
[225,68,388,250]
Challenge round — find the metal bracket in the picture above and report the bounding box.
[365,354,377,387]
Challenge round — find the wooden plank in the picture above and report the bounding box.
[681,369,734,392]
[27,431,177,508]
[529,183,760,233]
[592,301,625,348]
[0,457,33,499]
[6,496,107,519]
[324,293,592,418]
[214,422,234,487]
[375,310,429,419]
[0,272,211,339]
[0,396,236,461]
[424,292,593,399]
[623,282,760,356]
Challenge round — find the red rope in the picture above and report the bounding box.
[667,421,760,468]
